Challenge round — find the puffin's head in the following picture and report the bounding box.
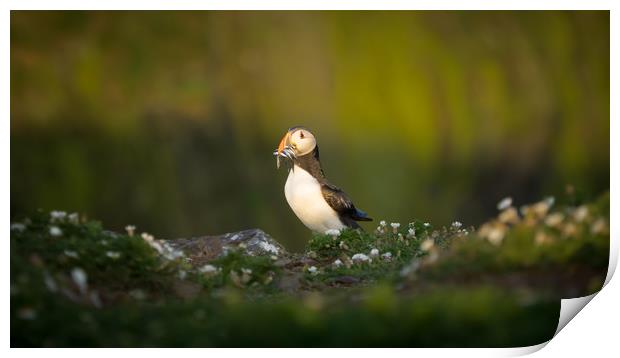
[273,126,317,168]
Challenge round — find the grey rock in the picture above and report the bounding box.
[168,229,286,267]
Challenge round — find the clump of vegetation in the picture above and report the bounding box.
[11,192,610,347]
[198,249,279,289]
[304,220,467,282]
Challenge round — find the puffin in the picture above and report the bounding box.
[274,126,372,233]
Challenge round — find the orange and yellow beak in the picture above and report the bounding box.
[274,130,294,169]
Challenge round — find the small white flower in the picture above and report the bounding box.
[407,228,416,238]
[333,259,343,267]
[380,220,387,227]
[141,232,154,242]
[381,252,392,260]
[390,223,400,234]
[44,272,58,292]
[199,264,219,274]
[423,222,431,228]
[106,251,121,259]
[573,206,589,222]
[129,289,146,300]
[420,239,434,252]
[11,223,26,232]
[50,211,67,221]
[544,196,555,208]
[352,253,370,263]
[270,255,278,261]
[545,213,564,227]
[125,225,136,236]
[308,266,318,275]
[68,213,79,224]
[451,221,463,229]
[64,250,79,258]
[71,267,88,294]
[49,226,63,237]
[241,268,253,275]
[497,197,513,211]
[325,229,341,237]
[369,248,379,257]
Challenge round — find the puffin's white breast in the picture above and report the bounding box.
[284,165,346,233]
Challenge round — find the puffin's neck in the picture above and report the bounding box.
[292,146,325,181]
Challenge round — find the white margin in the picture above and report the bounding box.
[4,1,617,356]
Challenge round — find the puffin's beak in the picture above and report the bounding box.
[273,131,294,169]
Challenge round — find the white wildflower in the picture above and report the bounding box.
[545,213,564,228]
[407,228,416,238]
[129,289,146,300]
[50,210,67,222]
[325,229,341,237]
[199,264,219,274]
[573,206,589,222]
[381,252,392,260]
[141,232,154,242]
[390,222,400,234]
[270,255,278,261]
[544,196,555,208]
[49,226,63,237]
[308,266,318,275]
[64,250,79,258]
[338,240,349,250]
[352,253,371,263]
[11,223,26,232]
[380,220,387,227]
[369,248,379,257]
[497,197,513,211]
[424,222,431,228]
[487,227,506,245]
[451,221,463,229]
[535,231,553,246]
[498,207,520,225]
[106,251,121,259]
[125,225,136,236]
[71,267,88,294]
[333,259,343,268]
[241,268,253,275]
[68,213,80,224]
[420,239,434,252]
[591,218,608,235]
[44,272,58,292]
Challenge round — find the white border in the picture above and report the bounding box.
[4,1,617,356]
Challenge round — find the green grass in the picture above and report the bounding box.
[10,192,609,347]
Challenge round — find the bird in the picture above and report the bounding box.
[273,126,372,233]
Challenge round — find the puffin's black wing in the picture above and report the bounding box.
[321,183,372,228]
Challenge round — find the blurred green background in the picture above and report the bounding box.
[10,11,609,251]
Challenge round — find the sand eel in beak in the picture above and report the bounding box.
[274,126,372,233]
